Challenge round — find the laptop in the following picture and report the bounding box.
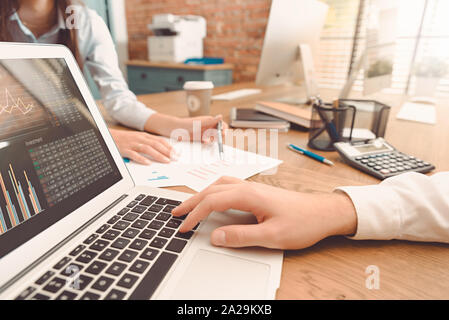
[0,43,283,300]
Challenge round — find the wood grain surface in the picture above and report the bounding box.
[105,82,449,299]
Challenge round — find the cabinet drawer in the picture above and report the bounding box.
[127,65,233,95]
[128,67,203,92]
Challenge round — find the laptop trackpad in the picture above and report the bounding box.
[170,249,271,300]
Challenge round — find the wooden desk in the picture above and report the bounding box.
[110,82,449,299]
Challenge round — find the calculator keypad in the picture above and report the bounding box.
[353,152,434,179]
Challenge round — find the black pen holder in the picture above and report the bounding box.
[308,102,355,151]
[308,99,391,152]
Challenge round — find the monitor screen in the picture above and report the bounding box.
[0,58,122,258]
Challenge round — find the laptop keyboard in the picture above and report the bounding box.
[14,194,199,300]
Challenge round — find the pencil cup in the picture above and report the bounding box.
[183,81,214,117]
[308,103,355,151]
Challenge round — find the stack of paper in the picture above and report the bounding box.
[125,141,282,192]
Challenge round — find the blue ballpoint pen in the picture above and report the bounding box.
[287,143,334,166]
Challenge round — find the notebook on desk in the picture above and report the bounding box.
[230,107,290,131]
[255,100,313,129]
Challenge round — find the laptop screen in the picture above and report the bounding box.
[0,58,122,258]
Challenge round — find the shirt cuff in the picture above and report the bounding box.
[336,185,402,240]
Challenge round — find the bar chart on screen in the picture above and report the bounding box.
[0,163,44,235]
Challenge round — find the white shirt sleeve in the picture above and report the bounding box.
[337,172,449,243]
[81,10,155,131]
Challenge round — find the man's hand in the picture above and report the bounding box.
[110,129,174,165]
[172,177,357,250]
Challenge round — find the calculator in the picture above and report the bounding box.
[334,138,435,180]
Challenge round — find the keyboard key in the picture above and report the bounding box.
[60,263,83,277]
[53,257,71,270]
[155,198,168,205]
[123,228,140,239]
[56,290,78,300]
[35,271,55,285]
[43,277,66,294]
[166,219,182,229]
[96,224,110,234]
[74,275,93,291]
[118,250,138,263]
[129,239,148,251]
[83,234,99,245]
[141,212,156,221]
[140,196,157,206]
[135,194,146,201]
[166,199,182,206]
[132,219,149,229]
[127,201,139,208]
[123,213,139,222]
[163,205,176,213]
[150,237,168,249]
[111,238,130,250]
[139,229,156,240]
[117,208,130,216]
[166,238,188,253]
[31,293,50,300]
[129,260,150,274]
[117,273,139,289]
[69,245,86,257]
[99,248,120,262]
[148,204,164,212]
[156,212,171,221]
[92,276,115,292]
[113,221,130,231]
[140,248,159,261]
[148,220,164,230]
[90,239,110,252]
[129,252,178,300]
[175,231,194,240]
[105,289,126,300]
[85,260,108,275]
[102,230,121,240]
[107,215,121,224]
[76,250,97,264]
[131,205,147,214]
[15,287,36,300]
[80,291,100,300]
[106,262,127,276]
[158,228,175,238]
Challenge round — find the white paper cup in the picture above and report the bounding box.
[183,81,214,117]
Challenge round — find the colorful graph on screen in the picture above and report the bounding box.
[0,164,44,235]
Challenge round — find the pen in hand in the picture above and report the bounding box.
[217,120,224,160]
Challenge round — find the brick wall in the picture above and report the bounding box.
[125,0,272,82]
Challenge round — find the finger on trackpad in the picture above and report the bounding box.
[170,249,271,300]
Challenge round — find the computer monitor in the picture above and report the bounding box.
[256,0,328,101]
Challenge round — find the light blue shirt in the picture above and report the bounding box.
[7,6,155,131]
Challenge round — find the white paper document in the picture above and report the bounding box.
[396,102,436,125]
[125,141,282,192]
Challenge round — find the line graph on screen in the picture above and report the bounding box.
[0,88,34,115]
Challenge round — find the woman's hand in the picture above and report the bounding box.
[109,129,174,165]
[172,177,357,250]
[144,113,228,143]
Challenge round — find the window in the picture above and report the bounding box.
[317,0,449,97]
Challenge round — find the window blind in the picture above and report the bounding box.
[317,0,449,97]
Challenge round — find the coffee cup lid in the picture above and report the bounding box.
[183,81,214,90]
